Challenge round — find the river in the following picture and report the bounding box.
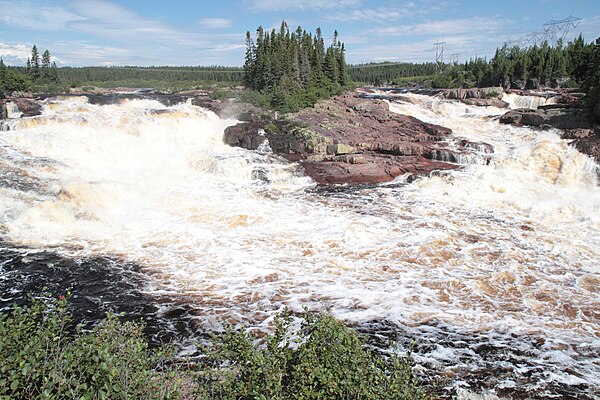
[0,92,598,399]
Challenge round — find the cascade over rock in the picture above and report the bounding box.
[223,93,493,184]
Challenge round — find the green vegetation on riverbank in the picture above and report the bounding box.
[0,295,425,400]
[351,35,600,122]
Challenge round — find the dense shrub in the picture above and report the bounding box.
[0,294,179,399]
[196,311,425,400]
[0,297,426,400]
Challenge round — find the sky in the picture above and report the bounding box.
[0,0,599,67]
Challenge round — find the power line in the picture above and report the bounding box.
[434,41,446,73]
[503,14,581,47]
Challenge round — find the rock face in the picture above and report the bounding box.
[573,136,600,164]
[223,122,267,150]
[8,98,42,117]
[499,106,592,130]
[0,98,43,120]
[224,94,493,185]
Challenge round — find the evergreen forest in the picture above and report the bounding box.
[349,35,600,121]
[243,21,352,112]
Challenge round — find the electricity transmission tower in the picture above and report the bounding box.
[434,41,446,73]
[503,15,581,47]
[450,53,460,65]
[543,15,582,44]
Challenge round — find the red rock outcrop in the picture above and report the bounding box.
[224,93,493,185]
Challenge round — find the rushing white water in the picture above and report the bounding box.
[502,92,558,109]
[1,94,599,396]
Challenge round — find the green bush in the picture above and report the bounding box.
[0,294,180,399]
[0,297,426,400]
[196,311,425,400]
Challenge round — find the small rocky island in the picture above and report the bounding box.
[224,93,493,185]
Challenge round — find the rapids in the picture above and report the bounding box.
[0,93,599,398]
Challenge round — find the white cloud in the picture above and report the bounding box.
[0,0,85,30]
[49,41,132,65]
[199,18,233,30]
[248,0,362,12]
[0,42,31,64]
[210,44,246,52]
[370,16,509,37]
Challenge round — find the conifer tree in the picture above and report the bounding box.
[30,45,40,80]
[50,61,60,83]
[243,31,255,88]
[41,49,51,79]
[242,21,351,111]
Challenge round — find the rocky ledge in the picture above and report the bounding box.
[224,94,493,185]
[498,91,600,163]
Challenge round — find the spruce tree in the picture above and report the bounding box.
[50,61,60,83]
[242,21,351,110]
[243,31,256,88]
[41,49,51,79]
[30,45,40,80]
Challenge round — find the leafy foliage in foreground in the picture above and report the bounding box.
[0,295,179,399]
[197,311,425,400]
[0,297,426,400]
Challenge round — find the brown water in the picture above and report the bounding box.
[0,93,598,398]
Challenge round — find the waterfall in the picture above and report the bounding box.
[1,94,599,396]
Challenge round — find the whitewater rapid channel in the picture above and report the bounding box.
[0,92,599,398]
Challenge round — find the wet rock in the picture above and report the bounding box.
[500,107,592,130]
[562,129,593,140]
[223,93,492,185]
[440,87,504,101]
[573,135,600,163]
[461,98,509,108]
[499,109,545,126]
[6,98,42,118]
[223,122,267,150]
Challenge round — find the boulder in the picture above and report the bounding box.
[327,143,355,155]
[0,98,42,118]
[461,98,509,108]
[500,107,592,130]
[223,122,267,150]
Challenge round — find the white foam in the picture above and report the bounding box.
[1,94,599,391]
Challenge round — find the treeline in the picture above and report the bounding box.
[243,21,352,112]
[0,45,59,96]
[459,35,598,89]
[349,62,437,86]
[56,66,243,86]
[431,36,599,91]
[438,35,600,121]
[0,59,29,96]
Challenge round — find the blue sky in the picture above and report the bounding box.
[1,0,599,67]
